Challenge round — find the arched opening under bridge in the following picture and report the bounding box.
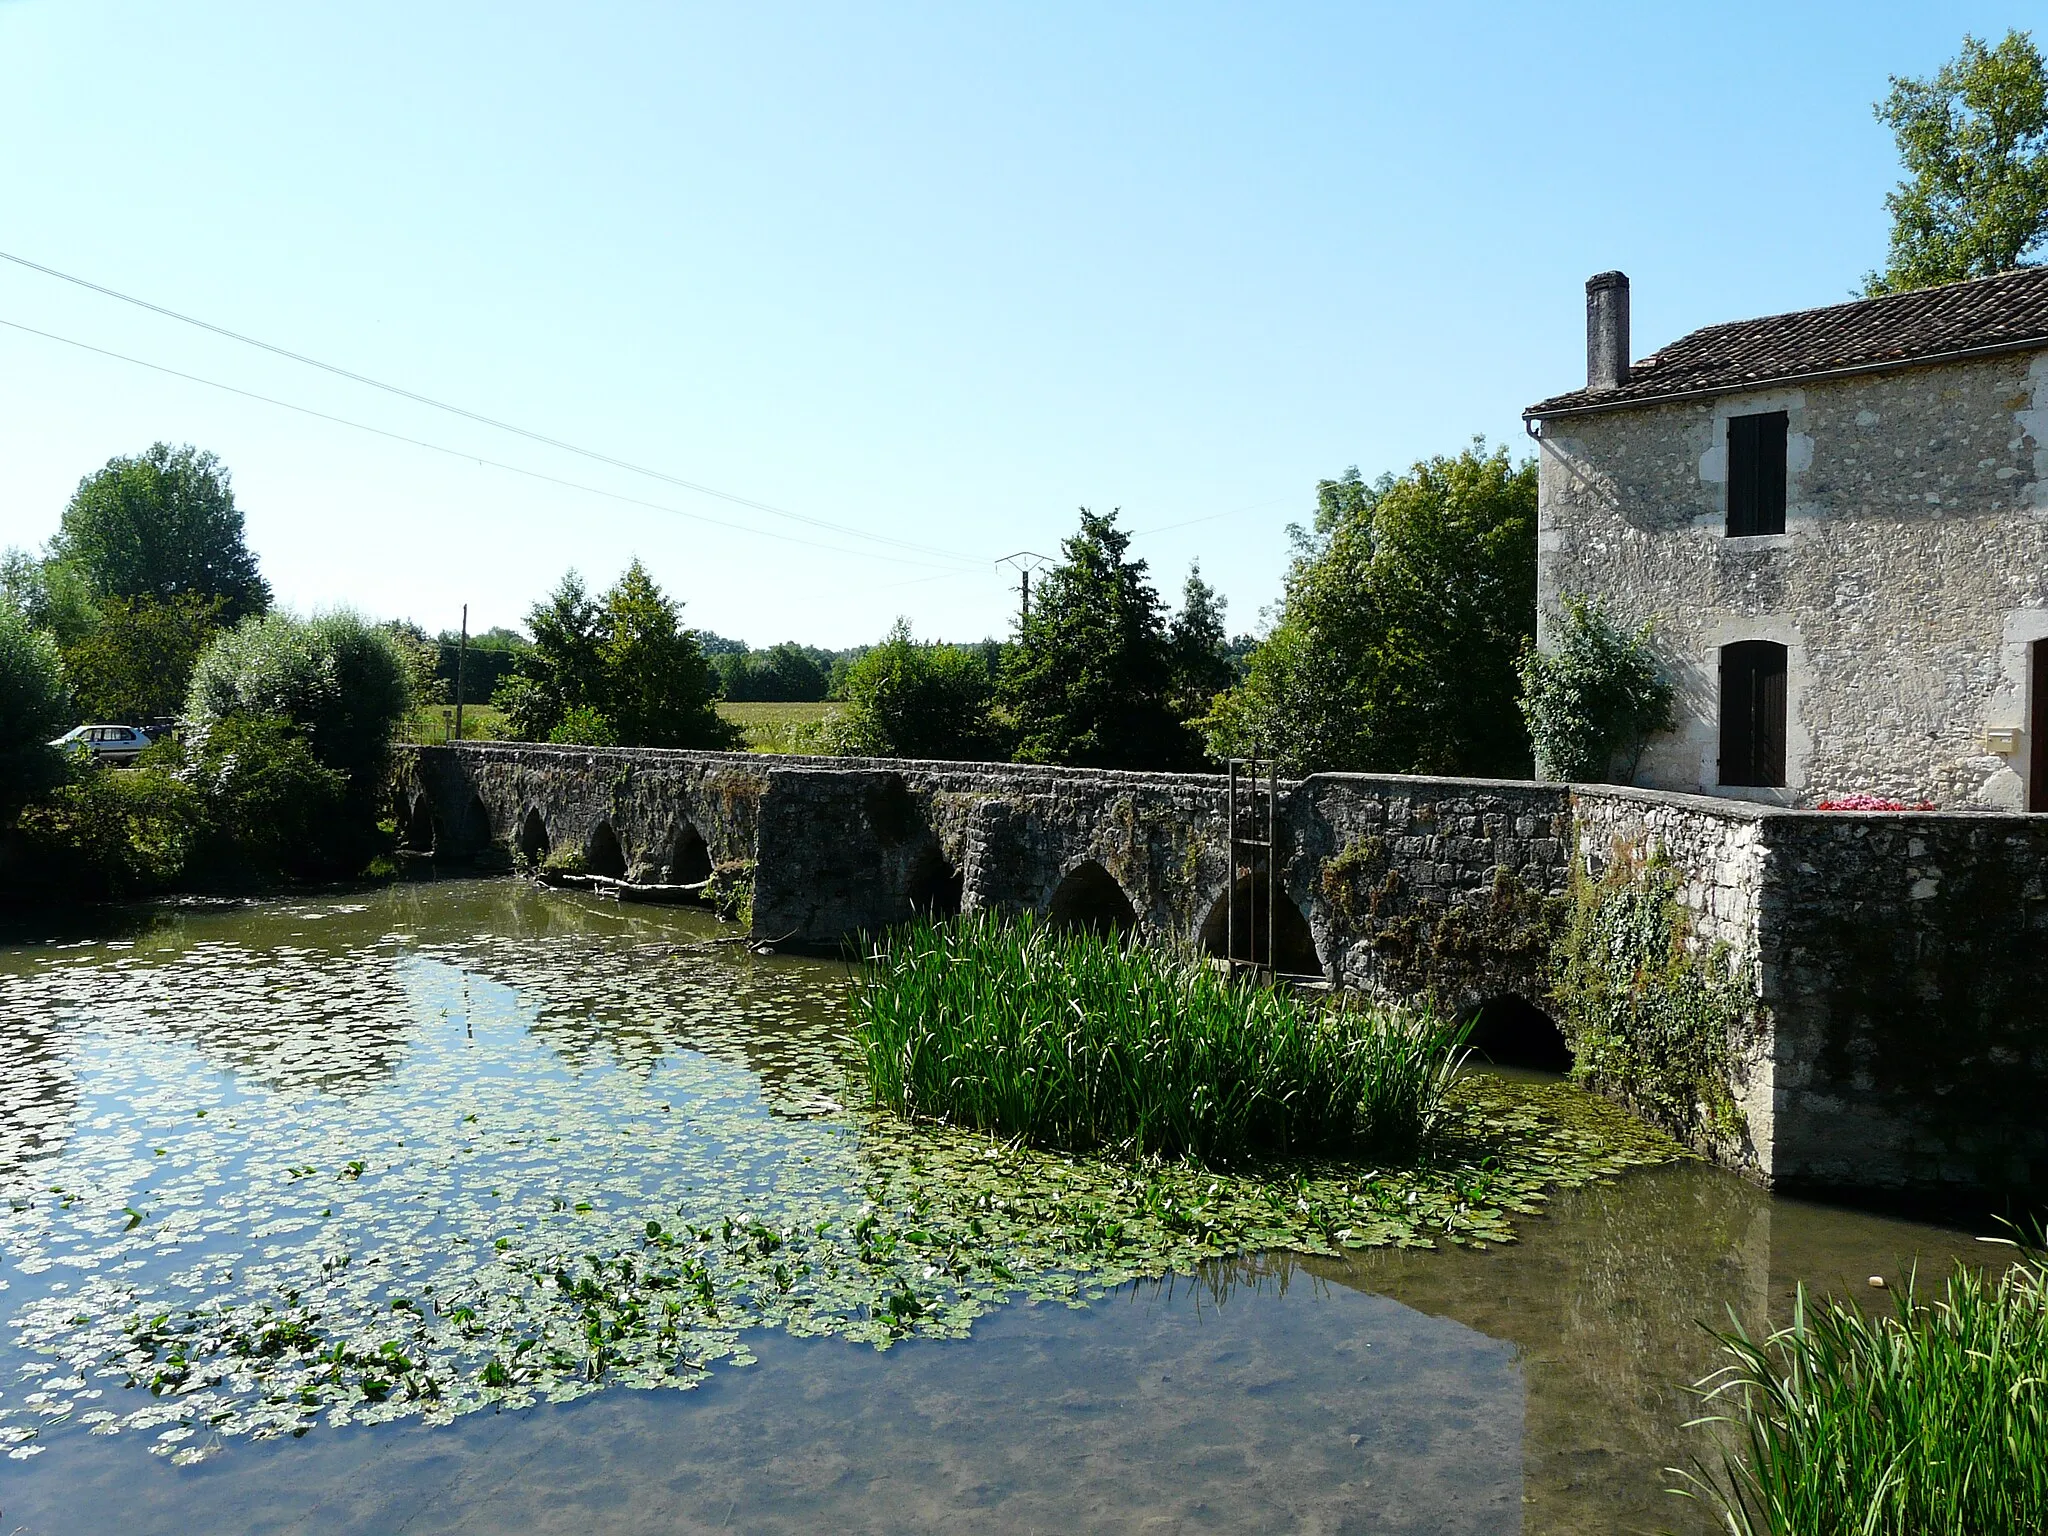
[1045,861,1137,939]
[401,794,435,853]
[668,822,713,884]
[1462,995,1573,1073]
[517,808,550,868]
[585,822,627,879]
[1197,874,1322,978]
[907,848,963,918]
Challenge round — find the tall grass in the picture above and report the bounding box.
[1678,1246,2048,1535]
[851,913,1466,1165]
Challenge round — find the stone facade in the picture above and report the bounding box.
[1535,350,2048,809]
[397,744,2048,1201]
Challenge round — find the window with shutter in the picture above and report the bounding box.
[1719,641,1788,787]
[1726,411,1788,537]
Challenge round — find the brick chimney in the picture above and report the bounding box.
[1585,271,1630,391]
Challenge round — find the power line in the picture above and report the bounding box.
[0,248,984,568]
[0,316,977,573]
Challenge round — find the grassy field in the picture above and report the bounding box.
[718,700,837,754]
[400,700,835,752]
[401,704,508,743]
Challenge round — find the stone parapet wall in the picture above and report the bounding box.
[395,745,2048,1200]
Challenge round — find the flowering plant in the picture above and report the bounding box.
[1815,793,1936,811]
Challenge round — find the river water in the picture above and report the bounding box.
[0,881,2002,1534]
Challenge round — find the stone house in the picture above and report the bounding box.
[1524,267,2048,809]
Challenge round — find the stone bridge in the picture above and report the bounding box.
[394,743,2048,1205]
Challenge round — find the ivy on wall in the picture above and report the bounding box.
[1550,842,1748,1142]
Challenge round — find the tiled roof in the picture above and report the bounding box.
[1525,265,2048,418]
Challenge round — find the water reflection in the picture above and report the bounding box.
[0,880,2008,1536]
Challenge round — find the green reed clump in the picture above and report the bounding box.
[1677,1244,2048,1535]
[851,913,1465,1166]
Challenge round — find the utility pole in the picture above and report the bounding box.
[454,604,469,743]
[995,552,1051,632]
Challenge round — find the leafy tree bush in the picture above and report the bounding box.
[812,620,1002,760]
[13,754,206,900]
[52,443,270,620]
[1167,563,1235,719]
[172,718,353,878]
[999,509,1200,770]
[548,705,619,746]
[435,626,529,706]
[600,561,732,747]
[0,601,71,816]
[185,609,414,797]
[1517,595,1673,782]
[59,593,225,723]
[1204,445,1536,776]
[497,564,736,748]
[715,642,832,702]
[1867,29,2048,294]
[1,550,100,649]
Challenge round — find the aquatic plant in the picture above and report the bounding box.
[853,913,1465,1165]
[1676,1244,2048,1535]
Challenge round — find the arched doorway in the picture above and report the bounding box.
[669,822,713,884]
[1045,861,1137,939]
[517,808,550,868]
[586,822,627,879]
[1463,995,1573,1073]
[462,795,493,854]
[1197,874,1322,977]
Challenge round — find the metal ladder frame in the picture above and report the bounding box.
[1224,747,1277,982]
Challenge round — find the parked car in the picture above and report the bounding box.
[47,724,155,765]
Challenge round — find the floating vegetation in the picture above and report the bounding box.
[1676,1243,2048,1535]
[0,884,1680,1466]
[855,914,1466,1163]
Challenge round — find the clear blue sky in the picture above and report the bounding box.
[0,2,2027,646]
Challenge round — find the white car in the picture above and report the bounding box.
[48,724,155,765]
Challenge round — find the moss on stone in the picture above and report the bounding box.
[1550,842,1746,1145]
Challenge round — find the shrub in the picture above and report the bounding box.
[1518,594,1673,782]
[0,600,70,816]
[175,717,353,878]
[547,705,618,747]
[186,609,413,793]
[811,620,1001,760]
[60,592,225,723]
[1680,1246,2048,1534]
[14,757,206,899]
[853,913,1466,1165]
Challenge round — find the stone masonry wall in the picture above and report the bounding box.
[1536,349,2048,809]
[397,745,2048,1199]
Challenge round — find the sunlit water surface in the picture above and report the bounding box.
[0,881,2001,1534]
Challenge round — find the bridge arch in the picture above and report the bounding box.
[585,821,627,879]
[1462,994,1573,1072]
[1197,874,1322,978]
[667,821,713,884]
[517,807,550,868]
[401,793,436,853]
[1045,860,1137,939]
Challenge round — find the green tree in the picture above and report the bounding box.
[1166,563,1234,718]
[1000,509,1197,770]
[1517,595,1674,782]
[599,559,734,748]
[52,444,270,620]
[0,600,71,815]
[495,571,606,742]
[1867,30,2048,294]
[818,620,1002,760]
[60,593,225,723]
[1205,444,1536,777]
[718,641,831,702]
[1,550,100,649]
[185,609,414,797]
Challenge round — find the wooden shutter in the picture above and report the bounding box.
[1727,412,1788,537]
[1720,641,1788,787]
